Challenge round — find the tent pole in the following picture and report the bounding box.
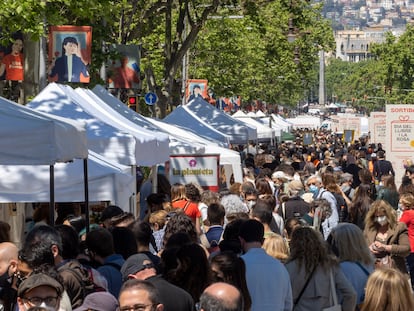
[151,165,158,194]
[131,165,137,217]
[49,165,55,226]
[83,158,90,233]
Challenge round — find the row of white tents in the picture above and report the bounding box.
[0,85,293,217]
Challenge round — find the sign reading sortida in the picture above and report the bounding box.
[169,154,220,191]
[385,105,414,187]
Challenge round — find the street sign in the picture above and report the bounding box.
[144,92,158,105]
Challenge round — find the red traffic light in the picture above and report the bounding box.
[128,96,137,105]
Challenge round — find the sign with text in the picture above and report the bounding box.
[344,130,355,143]
[369,112,386,149]
[303,132,313,146]
[386,105,414,187]
[169,154,220,191]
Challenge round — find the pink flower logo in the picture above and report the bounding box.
[189,159,197,167]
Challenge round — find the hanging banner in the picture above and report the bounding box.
[369,112,386,149]
[386,105,414,186]
[344,130,355,143]
[107,44,141,89]
[169,154,220,191]
[186,79,208,103]
[48,25,92,83]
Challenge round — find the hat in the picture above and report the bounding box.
[100,205,123,222]
[18,273,63,297]
[287,180,303,192]
[73,292,119,311]
[272,171,292,180]
[121,254,154,281]
[370,153,377,158]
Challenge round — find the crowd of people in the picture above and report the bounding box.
[1,128,414,311]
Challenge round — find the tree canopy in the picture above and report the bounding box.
[0,0,335,116]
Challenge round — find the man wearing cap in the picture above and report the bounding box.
[100,205,124,229]
[271,171,291,209]
[16,273,63,311]
[120,253,193,311]
[239,219,292,311]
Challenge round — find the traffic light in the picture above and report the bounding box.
[127,96,137,112]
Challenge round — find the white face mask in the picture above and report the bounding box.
[247,200,256,210]
[375,215,388,226]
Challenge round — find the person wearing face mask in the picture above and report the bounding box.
[364,200,410,274]
[0,242,18,311]
[305,176,319,199]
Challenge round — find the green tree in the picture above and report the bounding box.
[191,0,334,108]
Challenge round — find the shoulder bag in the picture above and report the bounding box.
[322,268,342,311]
[293,265,317,310]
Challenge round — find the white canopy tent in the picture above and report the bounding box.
[28,83,136,166]
[164,97,257,145]
[162,104,232,147]
[0,95,88,225]
[81,86,207,155]
[0,151,134,208]
[0,95,88,165]
[271,114,293,132]
[232,110,276,142]
[146,117,243,185]
[47,83,170,166]
[238,111,283,140]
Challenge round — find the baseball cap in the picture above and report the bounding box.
[272,171,292,180]
[100,205,123,222]
[73,292,119,311]
[18,273,63,297]
[121,254,155,281]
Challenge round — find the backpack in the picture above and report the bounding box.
[62,264,107,299]
[319,190,347,222]
[332,192,348,223]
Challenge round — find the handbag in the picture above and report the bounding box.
[322,269,342,311]
[374,254,395,269]
[293,265,317,310]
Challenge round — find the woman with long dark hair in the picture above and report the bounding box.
[349,184,373,230]
[285,227,356,311]
[376,174,399,210]
[210,251,252,311]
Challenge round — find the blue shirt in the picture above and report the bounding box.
[340,261,373,305]
[242,248,293,311]
[97,254,125,298]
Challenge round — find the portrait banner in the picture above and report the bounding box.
[107,44,141,89]
[186,79,208,103]
[48,26,92,83]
